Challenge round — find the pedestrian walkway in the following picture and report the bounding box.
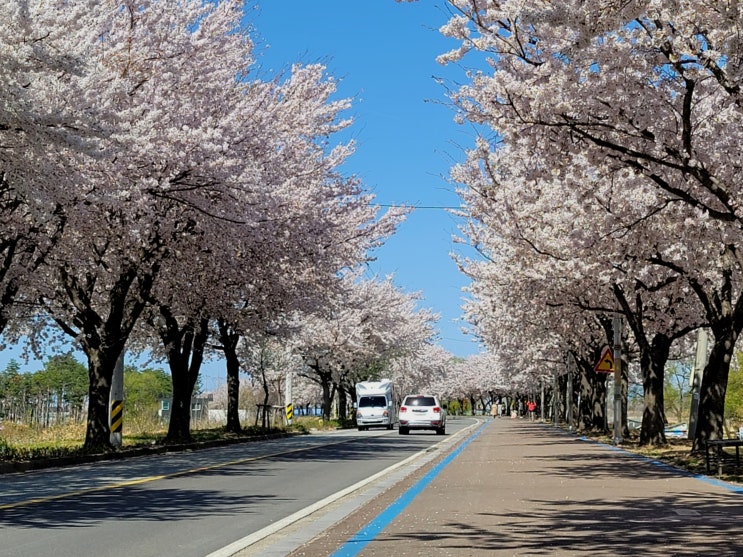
[284,418,743,556]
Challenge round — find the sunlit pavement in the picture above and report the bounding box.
[279,418,743,557]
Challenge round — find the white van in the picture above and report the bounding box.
[355,379,397,431]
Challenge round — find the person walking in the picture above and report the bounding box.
[527,400,537,421]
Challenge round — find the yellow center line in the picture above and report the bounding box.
[0,437,354,511]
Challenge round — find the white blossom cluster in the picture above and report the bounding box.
[0,0,425,445]
[439,0,743,440]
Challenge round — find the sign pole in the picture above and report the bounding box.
[593,344,616,434]
[605,376,610,433]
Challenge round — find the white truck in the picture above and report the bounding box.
[355,379,397,431]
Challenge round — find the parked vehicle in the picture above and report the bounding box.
[398,394,446,435]
[355,379,397,431]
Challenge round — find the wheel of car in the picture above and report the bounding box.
[357,426,366,432]
[399,427,409,435]
[436,427,445,435]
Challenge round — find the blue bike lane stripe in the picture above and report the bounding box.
[331,422,487,557]
[581,436,743,494]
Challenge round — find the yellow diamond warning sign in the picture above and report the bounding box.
[594,347,615,374]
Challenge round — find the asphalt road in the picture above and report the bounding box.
[0,418,476,557]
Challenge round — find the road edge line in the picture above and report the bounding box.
[208,419,481,557]
[329,420,487,557]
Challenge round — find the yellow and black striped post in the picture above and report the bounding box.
[285,370,293,426]
[110,400,123,435]
[110,351,125,447]
[285,403,293,425]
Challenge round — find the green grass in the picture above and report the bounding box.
[0,415,347,463]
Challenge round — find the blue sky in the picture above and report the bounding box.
[0,1,482,384]
[249,1,482,359]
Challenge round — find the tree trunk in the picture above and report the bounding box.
[225,350,242,432]
[693,324,738,450]
[691,257,743,451]
[302,360,334,421]
[337,383,348,421]
[321,378,332,421]
[639,334,671,446]
[169,368,193,443]
[47,260,155,451]
[577,355,606,432]
[612,284,694,446]
[82,345,121,451]
[158,311,209,444]
[217,320,242,433]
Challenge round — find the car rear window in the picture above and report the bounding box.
[405,396,436,407]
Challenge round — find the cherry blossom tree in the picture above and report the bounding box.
[290,372,324,416]
[0,1,117,348]
[24,1,263,450]
[235,336,301,429]
[431,0,743,446]
[454,142,710,440]
[132,55,405,441]
[390,343,454,397]
[0,1,111,203]
[293,274,438,421]
[0,0,407,450]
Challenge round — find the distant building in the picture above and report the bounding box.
[159,394,213,422]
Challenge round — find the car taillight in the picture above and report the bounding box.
[400,406,407,412]
[433,407,441,413]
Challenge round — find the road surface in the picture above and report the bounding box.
[0,418,475,557]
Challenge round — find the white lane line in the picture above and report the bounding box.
[208,419,482,557]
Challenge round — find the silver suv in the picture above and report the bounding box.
[398,394,446,435]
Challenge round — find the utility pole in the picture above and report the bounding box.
[613,315,623,445]
[688,328,707,440]
[566,352,575,432]
[553,370,559,427]
[285,370,293,426]
[110,350,124,448]
[540,379,546,422]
